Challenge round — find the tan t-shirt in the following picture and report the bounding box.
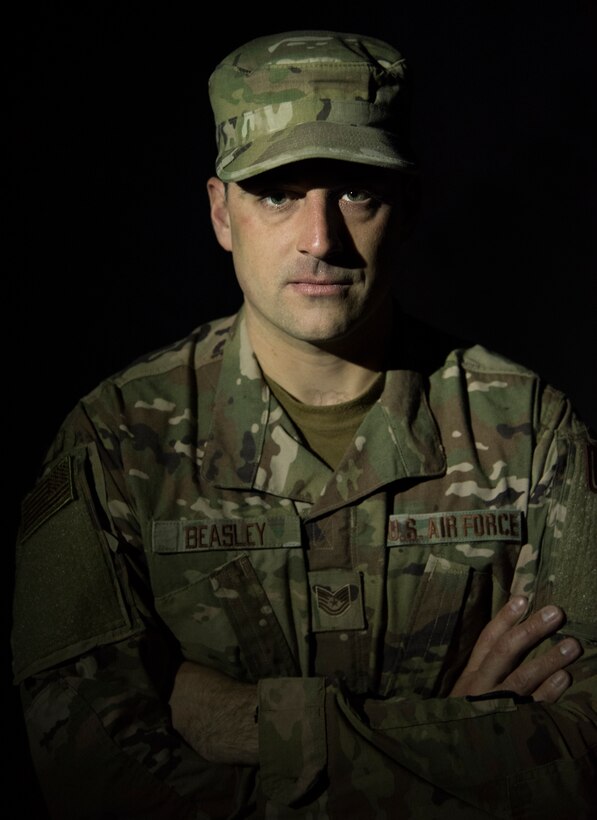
[265,373,385,470]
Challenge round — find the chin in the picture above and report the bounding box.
[288,321,357,346]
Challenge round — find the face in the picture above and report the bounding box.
[207,160,411,354]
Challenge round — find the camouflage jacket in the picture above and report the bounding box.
[12,308,597,819]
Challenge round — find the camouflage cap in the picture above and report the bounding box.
[208,30,417,182]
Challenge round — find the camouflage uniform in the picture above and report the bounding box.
[12,308,597,819]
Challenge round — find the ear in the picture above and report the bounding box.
[207,177,232,251]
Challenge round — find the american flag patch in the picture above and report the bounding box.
[20,456,74,542]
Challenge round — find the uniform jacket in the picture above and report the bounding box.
[12,308,597,818]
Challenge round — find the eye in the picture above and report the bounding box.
[341,189,372,203]
[261,190,291,207]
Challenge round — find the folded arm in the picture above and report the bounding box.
[170,596,596,816]
[19,629,259,820]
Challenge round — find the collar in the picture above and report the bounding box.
[201,309,446,515]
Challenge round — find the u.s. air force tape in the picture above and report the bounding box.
[387,508,524,545]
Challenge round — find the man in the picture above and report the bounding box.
[11,30,596,819]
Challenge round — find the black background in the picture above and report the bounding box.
[6,1,597,814]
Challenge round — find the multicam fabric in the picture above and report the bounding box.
[208,31,416,181]
[12,307,597,818]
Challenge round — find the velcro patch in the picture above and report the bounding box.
[152,513,302,552]
[387,508,523,546]
[308,568,365,632]
[587,441,597,493]
[20,457,74,542]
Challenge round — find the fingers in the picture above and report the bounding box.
[532,670,572,703]
[477,603,566,686]
[449,596,583,700]
[500,637,582,702]
[462,595,530,671]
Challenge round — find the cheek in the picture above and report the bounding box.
[371,214,404,259]
[353,224,393,268]
[229,219,255,271]
[229,225,266,299]
[230,212,270,259]
[350,207,396,250]
[229,212,252,247]
[231,215,293,274]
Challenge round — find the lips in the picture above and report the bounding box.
[289,280,352,296]
[288,269,354,287]
[290,276,352,285]
[287,259,354,283]
[286,262,356,295]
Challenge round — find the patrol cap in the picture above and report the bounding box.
[208,30,417,182]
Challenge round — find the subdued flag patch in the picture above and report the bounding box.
[20,457,74,542]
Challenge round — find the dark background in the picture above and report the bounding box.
[6,1,596,814]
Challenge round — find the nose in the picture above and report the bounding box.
[296,192,344,259]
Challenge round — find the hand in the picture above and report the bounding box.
[169,662,258,765]
[449,596,582,702]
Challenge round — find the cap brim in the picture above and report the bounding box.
[216,120,417,182]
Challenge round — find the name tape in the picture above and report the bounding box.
[387,508,523,545]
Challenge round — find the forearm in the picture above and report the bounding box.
[22,638,257,820]
[257,658,597,817]
[169,661,258,765]
[166,629,596,815]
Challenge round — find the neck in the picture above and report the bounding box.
[245,303,393,406]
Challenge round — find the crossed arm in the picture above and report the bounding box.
[169,596,584,765]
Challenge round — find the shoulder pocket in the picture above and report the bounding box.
[12,449,140,683]
[535,430,597,640]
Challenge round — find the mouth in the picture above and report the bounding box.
[288,281,352,296]
[288,272,354,297]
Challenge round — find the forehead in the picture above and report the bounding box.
[235,159,406,193]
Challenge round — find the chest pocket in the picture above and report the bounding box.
[381,552,489,698]
[148,513,305,682]
[380,509,524,697]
